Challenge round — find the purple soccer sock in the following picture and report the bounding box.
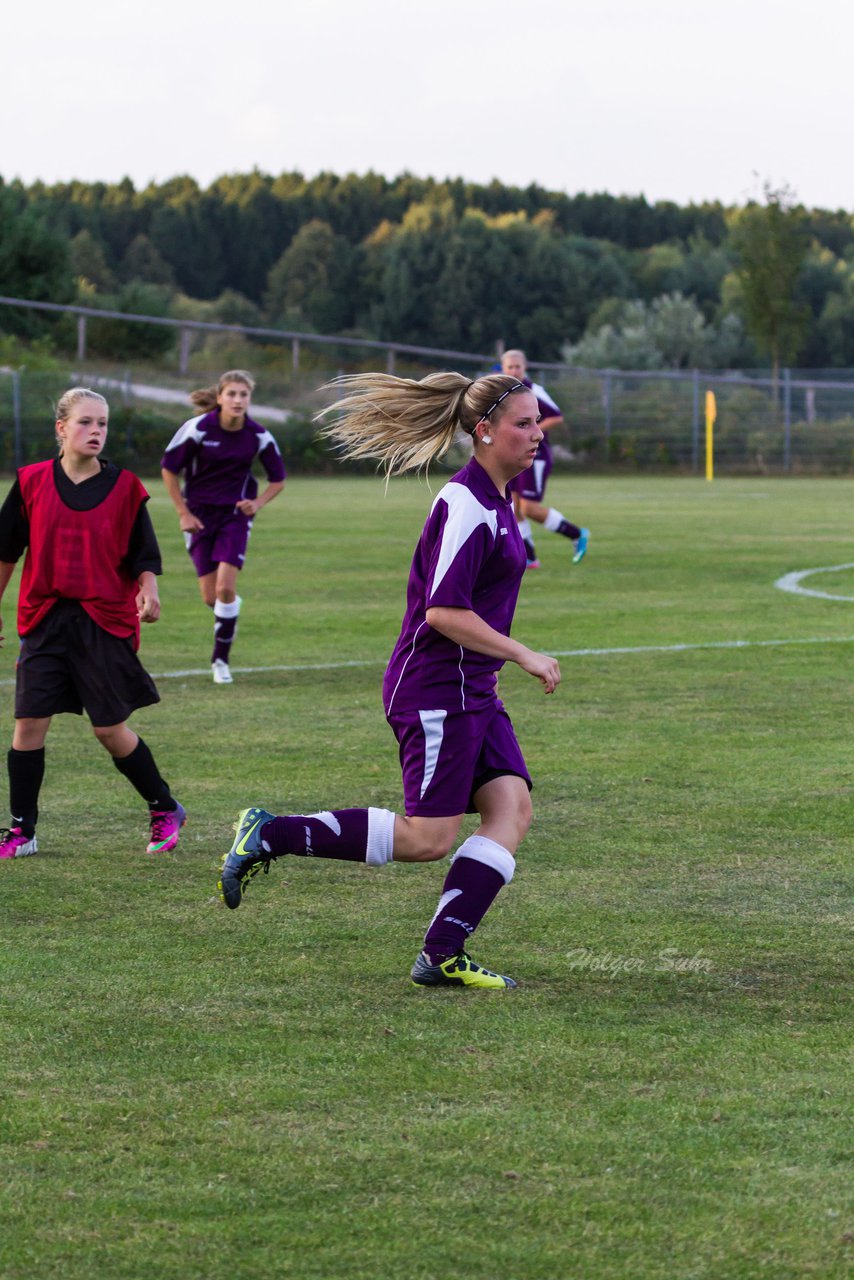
[544,508,581,541]
[260,807,395,865]
[423,835,516,962]
[212,596,241,664]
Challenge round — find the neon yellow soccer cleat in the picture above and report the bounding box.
[218,807,275,909]
[410,950,517,989]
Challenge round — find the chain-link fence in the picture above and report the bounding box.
[3,292,854,475]
[4,362,854,477]
[536,367,854,474]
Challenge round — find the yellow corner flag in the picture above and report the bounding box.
[705,390,717,482]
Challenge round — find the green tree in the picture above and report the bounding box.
[120,234,175,287]
[730,182,809,377]
[69,229,117,292]
[0,181,73,336]
[564,293,745,370]
[264,219,355,332]
[88,282,175,359]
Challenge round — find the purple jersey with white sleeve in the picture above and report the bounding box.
[508,377,561,496]
[383,456,526,716]
[529,378,560,468]
[160,411,286,506]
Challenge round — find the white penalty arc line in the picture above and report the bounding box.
[774,561,854,603]
[1,635,853,690]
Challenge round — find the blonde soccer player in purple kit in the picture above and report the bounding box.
[502,349,590,569]
[160,370,285,684]
[218,371,561,989]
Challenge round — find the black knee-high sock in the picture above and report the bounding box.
[112,738,176,811]
[8,747,45,837]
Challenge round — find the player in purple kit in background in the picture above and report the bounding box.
[501,349,590,570]
[218,371,561,989]
[160,370,285,684]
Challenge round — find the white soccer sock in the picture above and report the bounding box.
[214,595,242,623]
[518,518,533,540]
[366,807,396,865]
[451,834,516,884]
[543,508,565,534]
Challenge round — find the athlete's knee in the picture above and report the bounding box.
[518,787,533,830]
[401,821,459,862]
[92,724,134,755]
[12,719,49,750]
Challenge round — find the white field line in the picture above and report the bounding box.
[2,633,851,689]
[774,562,854,603]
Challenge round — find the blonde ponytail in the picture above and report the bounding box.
[315,371,527,477]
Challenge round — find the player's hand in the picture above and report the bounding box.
[179,511,204,533]
[137,590,161,623]
[518,648,561,694]
[235,498,259,517]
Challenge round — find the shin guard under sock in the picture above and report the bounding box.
[423,834,516,962]
[260,807,395,865]
[8,746,45,838]
[213,596,242,664]
[113,739,176,811]
[544,508,581,541]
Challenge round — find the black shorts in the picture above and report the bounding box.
[15,601,160,727]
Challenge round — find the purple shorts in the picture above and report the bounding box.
[185,503,252,577]
[510,452,552,503]
[388,701,531,818]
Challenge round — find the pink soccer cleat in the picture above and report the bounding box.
[146,803,187,854]
[0,827,38,859]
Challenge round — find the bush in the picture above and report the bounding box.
[87,284,176,360]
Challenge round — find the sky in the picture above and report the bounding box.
[4,0,853,212]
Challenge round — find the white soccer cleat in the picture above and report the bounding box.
[212,659,233,685]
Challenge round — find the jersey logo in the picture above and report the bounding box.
[202,440,221,447]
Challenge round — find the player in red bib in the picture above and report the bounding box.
[0,388,185,860]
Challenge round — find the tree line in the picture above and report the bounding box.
[1,169,852,368]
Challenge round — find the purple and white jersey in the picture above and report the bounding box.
[160,411,286,507]
[509,378,561,486]
[383,456,526,716]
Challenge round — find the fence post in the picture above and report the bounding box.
[387,348,396,374]
[292,337,300,372]
[495,338,505,360]
[691,368,700,472]
[805,385,816,424]
[179,328,192,376]
[783,367,792,472]
[602,371,612,450]
[11,369,22,468]
[76,315,87,362]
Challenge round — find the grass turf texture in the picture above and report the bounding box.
[1,475,853,1280]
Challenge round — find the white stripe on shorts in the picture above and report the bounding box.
[418,709,447,799]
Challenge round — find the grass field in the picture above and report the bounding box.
[2,474,853,1280]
